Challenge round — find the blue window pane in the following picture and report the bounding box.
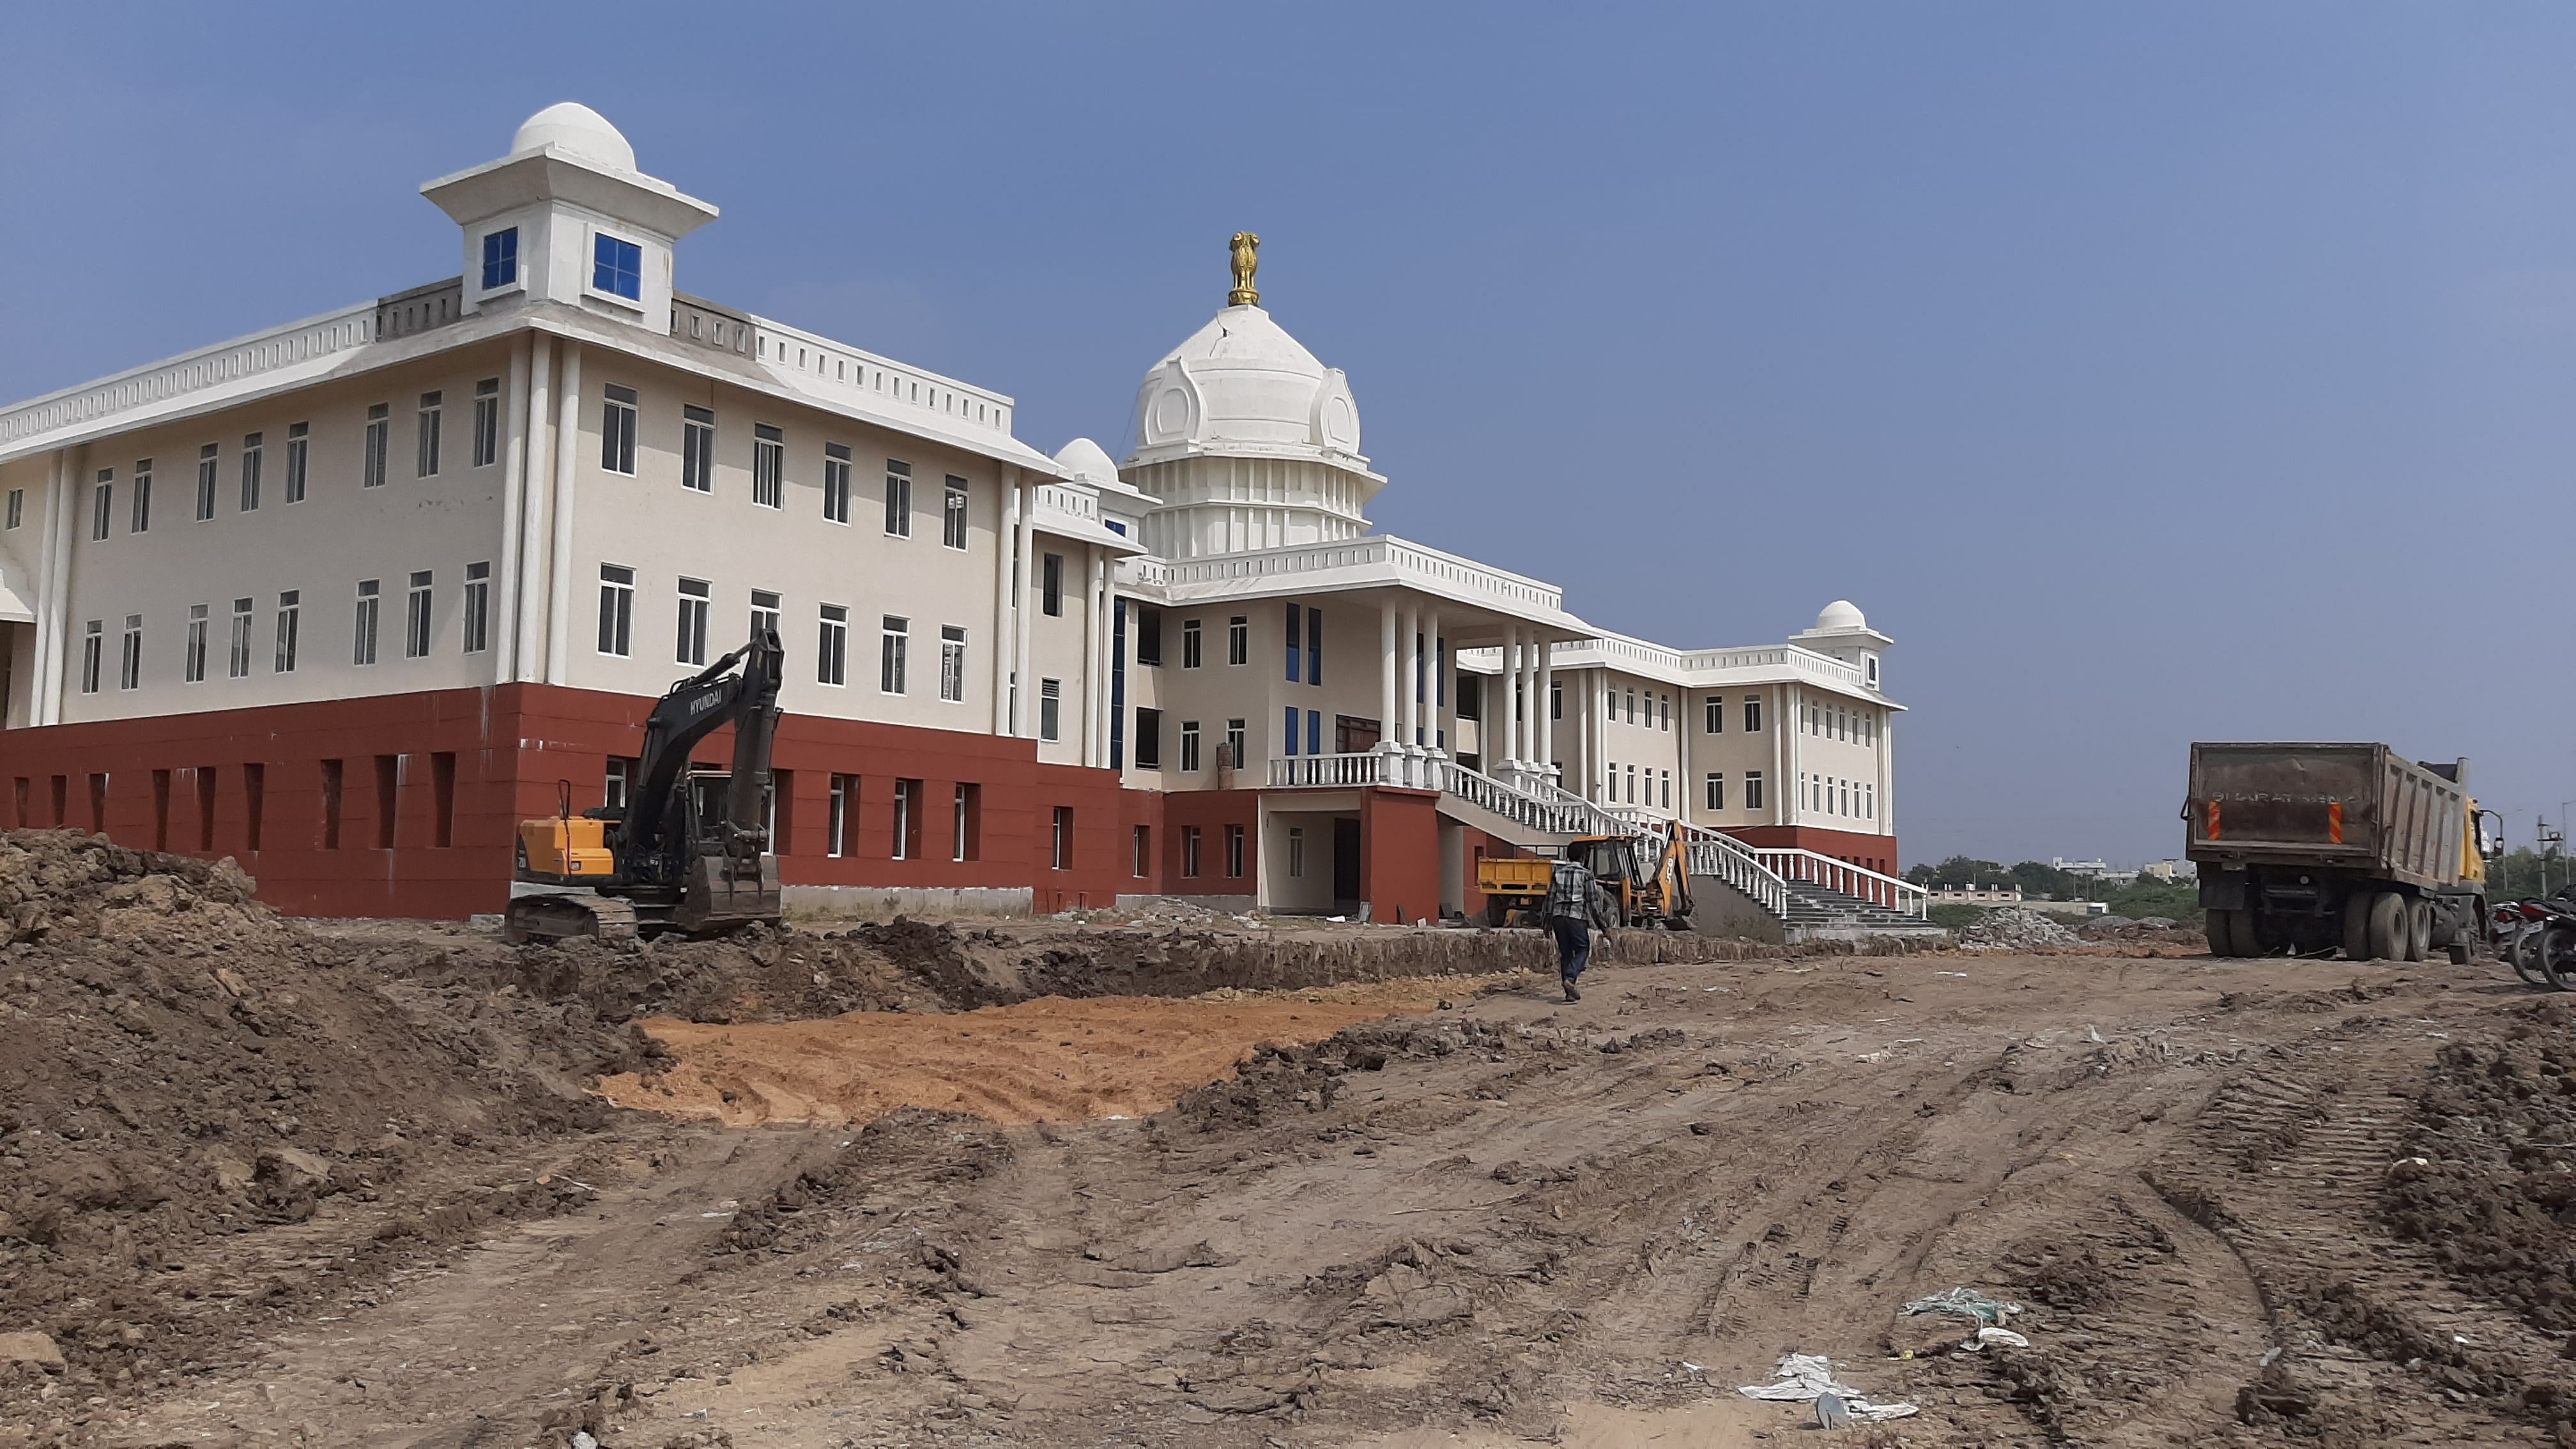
[481,227,518,290]
[593,234,641,300]
[1307,709,1321,756]
[1284,706,1300,757]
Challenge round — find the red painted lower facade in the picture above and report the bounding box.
[1724,824,1901,879]
[0,688,1896,919]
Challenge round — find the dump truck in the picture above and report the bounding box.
[2186,742,2494,963]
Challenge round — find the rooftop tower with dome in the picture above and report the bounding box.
[0,108,1919,935]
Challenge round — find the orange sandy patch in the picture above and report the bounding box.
[596,976,1510,1127]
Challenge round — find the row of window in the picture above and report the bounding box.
[610,389,970,544]
[76,567,496,693]
[1126,712,1248,773]
[10,755,457,854]
[1176,823,1248,880]
[824,774,985,864]
[477,226,640,302]
[1604,763,1676,810]
[1805,772,1877,820]
[593,566,974,702]
[1802,699,1878,747]
[1702,772,1769,812]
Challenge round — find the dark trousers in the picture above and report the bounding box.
[1551,916,1592,983]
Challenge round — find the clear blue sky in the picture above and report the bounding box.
[5,3,2570,867]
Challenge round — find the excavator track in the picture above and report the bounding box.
[501,893,641,944]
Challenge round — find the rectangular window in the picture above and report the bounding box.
[682,406,716,493]
[939,625,967,703]
[127,461,150,532]
[677,577,710,665]
[1052,806,1074,871]
[884,460,912,537]
[240,433,263,510]
[1179,720,1200,772]
[285,422,309,503]
[363,404,389,488]
[942,476,968,549]
[1041,553,1062,615]
[1227,615,1248,666]
[274,590,299,673]
[1627,763,1638,803]
[1705,772,1724,811]
[480,227,518,290]
[1282,705,1300,756]
[817,604,848,684]
[1182,824,1202,878]
[604,758,634,813]
[227,597,252,679]
[1457,671,1481,720]
[822,441,851,523]
[196,443,218,519]
[1226,824,1245,879]
[91,473,112,540]
[749,588,781,645]
[1284,601,1300,681]
[601,384,638,475]
[954,783,979,861]
[1745,771,1765,811]
[352,580,379,666]
[1039,678,1062,741]
[1133,824,1151,878]
[374,754,399,850]
[1307,709,1321,756]
[462,563,491,654]
[879,615,908,693]
[4,489,19,529]
[417,391,442,478]
[1225,719,1245,770]
[184,604,209,683]
[80,620,102,694]
[1287,826,1305,878]
[593,233,642,300]
[1307,606,1322,685]
[404,570,433,658]
[826,774,854,856]
[1181,618,1202,668]
[1135,608,1163,666]
[432,751,456,847]
[472,379,501,468]
[891,779,919,859]
[119,614,142,690]
[1744,696,1763,732]
[752,424,783,507]
[320,758,343,849]
[1133,707,1162,769]
[1551,679,1563,721]
[597,564,634,656]
[1705,695,1724,733]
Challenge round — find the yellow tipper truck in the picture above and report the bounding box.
[2187,742,2493,963]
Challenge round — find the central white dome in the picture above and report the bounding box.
[1816,600,1867,631]
[512,102,637,172]
[1132,305,1361,459]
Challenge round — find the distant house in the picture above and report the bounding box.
[1931,884,2023,905]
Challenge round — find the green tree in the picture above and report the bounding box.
[2009,861,2080,901]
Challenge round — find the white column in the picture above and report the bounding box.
[1498,627,1520,770]
[990,466,1018,734]
[512,336,555,684]
[27,451,62,724]
[1879,709,1896,838]
[1535,638,1554,784]
[40,447,81,725]
[1780,685,1798,827]
[1377,601,1399,769]
[1083,549,1107,768]
[1401,602,1422,748]
[544,341,583,687]
[1014,494,1038,737]
[1422,606,1443,756]
[491,335,532,687]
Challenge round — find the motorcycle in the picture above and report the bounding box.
[2499,897,2576,992]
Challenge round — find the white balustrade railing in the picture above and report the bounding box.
[1268,751,1388,789]
[1749,847,1928,917]
[1662,818,1792,920]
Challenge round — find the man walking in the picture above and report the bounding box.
[1544,854,1618,1002]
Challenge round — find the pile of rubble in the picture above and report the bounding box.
[1952,908,2082,951]
[2076,914,2181,939]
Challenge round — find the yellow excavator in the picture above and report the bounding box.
[1478,831,1697,930]
[506,627,785,942]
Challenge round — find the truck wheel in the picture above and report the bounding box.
[2204,908,2237,957]
[1485,898,1510,928]
[2405,899,2433,963]
[2513,928,2551,986]
[2342,894,2374,962]
[2366,891,2406,963]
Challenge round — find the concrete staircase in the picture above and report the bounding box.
[1779,879,1947,939]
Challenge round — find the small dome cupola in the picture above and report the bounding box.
[1791,599,1896,691]
[421,103,718,323]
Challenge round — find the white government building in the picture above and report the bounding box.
[0,104,1915,930]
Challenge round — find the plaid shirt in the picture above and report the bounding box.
[1545,860,1614,926]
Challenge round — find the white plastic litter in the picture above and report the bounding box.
[1975,1326,2032,1349]
[1737,1353,1919,1420]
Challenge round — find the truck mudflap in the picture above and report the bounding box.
[2199,868,2248,912]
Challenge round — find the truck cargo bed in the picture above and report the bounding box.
[2186,742,2469,891]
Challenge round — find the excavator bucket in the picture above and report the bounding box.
[677,852,782,935]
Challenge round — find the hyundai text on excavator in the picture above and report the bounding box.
[505,626,786,942]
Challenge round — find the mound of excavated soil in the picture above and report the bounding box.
[2385,998,2576,1335]
[0,829,654,1400]
[594,976,1506,1126]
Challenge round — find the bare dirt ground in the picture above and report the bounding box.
[8,831,2575,1448]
